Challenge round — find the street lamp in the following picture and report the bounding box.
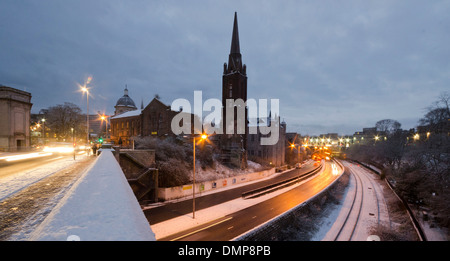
[192,133,208,219]
[41,118,46,145]
[99,114,109,140]
[290,143,301,168]
[81,86,89,146]
[71,127,75,160]
[80,77,92,153]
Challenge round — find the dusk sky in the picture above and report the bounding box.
[1,0,449,136]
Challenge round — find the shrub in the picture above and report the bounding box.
[158,158,190,187]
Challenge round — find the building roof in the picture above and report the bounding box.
[115,86,137,109]
[111,109,142,120]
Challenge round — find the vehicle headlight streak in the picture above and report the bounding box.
[0,152,53,162]
[43,146,74,153]
[331,163,339,175]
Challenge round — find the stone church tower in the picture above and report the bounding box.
[220,12,248,169]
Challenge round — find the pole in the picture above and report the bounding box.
[86,91,89,150]
[72,128,76,160]
[42,119,45,145]
[193,136,196,219]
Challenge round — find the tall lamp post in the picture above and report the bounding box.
[192,133,208,219]
[80,77,91,152]
[290,143,300,167]
[71,127,75,160]
[81,86,89,145]
[100,114,109,140]
[41,118,46,145]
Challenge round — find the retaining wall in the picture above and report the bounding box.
[158,168,276,201]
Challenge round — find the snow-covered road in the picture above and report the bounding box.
[0,154,94,240]
[0,154,89,201]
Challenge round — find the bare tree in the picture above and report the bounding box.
[45,102,84,141]
[419,93,450,134]
[375,119,401,136]
[435,91,449,114]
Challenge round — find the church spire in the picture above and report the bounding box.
[227,12,244,74]
[230,12,240,55]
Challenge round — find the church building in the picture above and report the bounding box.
[220,12,249,169]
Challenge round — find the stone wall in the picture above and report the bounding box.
[158,168,276,201]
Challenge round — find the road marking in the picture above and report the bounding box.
[227,226,234,230]
[169,217,233,241]
[252,216,257,219]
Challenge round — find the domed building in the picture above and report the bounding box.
[114,85,137,115]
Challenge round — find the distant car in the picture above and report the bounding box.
[295,163,302,169]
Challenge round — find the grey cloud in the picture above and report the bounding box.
[1,0,449,135]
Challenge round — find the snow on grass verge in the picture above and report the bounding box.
[29,150,155,241]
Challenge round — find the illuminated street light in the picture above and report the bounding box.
[290,143,301,168]
[41,118,46,145]
[81,86,89,144]
[192,133,208,219]
[80,77,92,151]
[71,127,75,160]
[99,114,109,140]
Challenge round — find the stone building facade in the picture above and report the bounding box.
[141,98,179,137]
[247,118,286,167]
[0,86,33,151]
[110,96,196,146]
[110,109,141,147]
